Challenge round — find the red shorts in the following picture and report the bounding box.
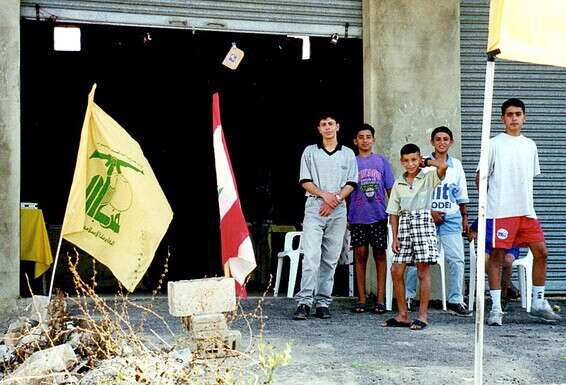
[489,216,545,249]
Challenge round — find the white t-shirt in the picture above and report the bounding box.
[425,154,469,235]
[478,133,540,219]
[427,155,469,215]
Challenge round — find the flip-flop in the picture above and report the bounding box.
[372,303,387,314]
[409,319,428,330]
[351,303,367,313]
[381,317,411,328]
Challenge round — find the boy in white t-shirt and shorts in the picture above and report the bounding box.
[476,98,561,326]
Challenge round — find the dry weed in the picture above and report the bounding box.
[0,250,291,384]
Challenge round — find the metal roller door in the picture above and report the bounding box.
[461,0,566,293]
[21,0,362,38]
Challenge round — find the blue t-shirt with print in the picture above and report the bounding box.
[347,154,395,224]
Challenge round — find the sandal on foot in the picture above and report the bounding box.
[381,318,410,328]
[351,303,367,313]
[409,319,428,330]
[372,303,387,314]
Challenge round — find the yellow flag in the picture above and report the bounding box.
[488,0,566,68]
[62,85,173,292]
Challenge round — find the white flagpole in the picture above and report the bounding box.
[47,84,97,302]
[47,233,64,300]
[474,55,496,385]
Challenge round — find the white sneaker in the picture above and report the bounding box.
[487,310,504,326]
[530,300,561,323]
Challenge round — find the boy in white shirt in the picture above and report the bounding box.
[405,126,472,316]
[476,98,561,326]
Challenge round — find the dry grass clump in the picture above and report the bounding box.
[0,250,291,384]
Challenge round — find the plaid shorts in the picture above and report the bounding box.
[394,209,438,264]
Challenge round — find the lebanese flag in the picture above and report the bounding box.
[212,93,256,296]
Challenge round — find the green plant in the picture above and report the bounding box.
[257,342,292,385]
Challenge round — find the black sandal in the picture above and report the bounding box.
[409,319,428,330]
[381,317,411,328]
[351,303,367,313]
[372,303,387,314]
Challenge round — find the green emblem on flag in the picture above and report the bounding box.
[85,150,143,233]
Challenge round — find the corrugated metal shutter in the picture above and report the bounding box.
[21,0,362,38]
[461,0,566,293]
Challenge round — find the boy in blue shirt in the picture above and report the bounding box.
[405,126,472,316]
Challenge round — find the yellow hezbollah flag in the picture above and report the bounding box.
[488,0,566,68]
[62,85,173,292]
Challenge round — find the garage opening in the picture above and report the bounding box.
[20,20,363,295]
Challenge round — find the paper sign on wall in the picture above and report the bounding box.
[222,43,244,70]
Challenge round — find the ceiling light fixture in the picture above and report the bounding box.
[288,35,311,60]
[54,26,81,51]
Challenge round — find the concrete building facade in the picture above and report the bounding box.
[0,0,21,309]
[0,0,464,305]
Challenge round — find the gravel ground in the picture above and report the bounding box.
[252,297,566,385]
[2,296,565,385]
[133,295,565,385]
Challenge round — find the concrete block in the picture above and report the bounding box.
[168,277,236,316]
[223,329,241,351]
[186,313,227,333]
[176,329,241,357]
[195,329,241,352]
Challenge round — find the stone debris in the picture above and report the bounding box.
[15,325,45,347]
[29,295,50,323]
[3,318,36,347]
[0,345,15,363]
[79,348,193,385]
[0,277,247,384]
[4,343,77,385]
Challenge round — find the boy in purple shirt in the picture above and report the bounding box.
[348,124,395,313]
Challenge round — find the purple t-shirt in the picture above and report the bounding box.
[347,153,395,224]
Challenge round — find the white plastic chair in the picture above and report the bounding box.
[273,231,355,298]
[273,231,302,298]
[468,239,533,312]
[345,249,355,297]
[437,247,447,311]
[385,224,447,311]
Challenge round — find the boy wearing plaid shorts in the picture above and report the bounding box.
[382,143,447,330]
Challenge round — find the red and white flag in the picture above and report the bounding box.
[212,93,256,296]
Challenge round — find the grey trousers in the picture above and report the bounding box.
[295,197,347,308]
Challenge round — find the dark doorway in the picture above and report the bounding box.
[20,20,363,294]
